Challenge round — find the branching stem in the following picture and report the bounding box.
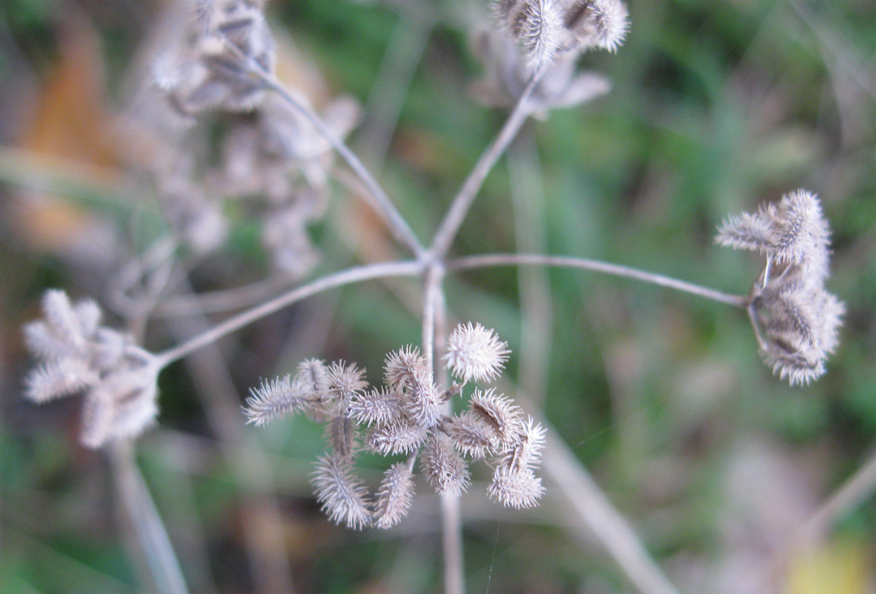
[429,69,544,259]
[448,253,748,307]
[224,40,426,258]
[155,261,422,367]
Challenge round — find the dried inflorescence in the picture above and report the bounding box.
[473,0,626,115]
[124,0,360,276]
[23,290,161,448]
[717,190,845,385]
[493,0,629,71]
[244,323,546,529]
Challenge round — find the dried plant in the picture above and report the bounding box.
[17,1,855,593]
[23,290,161,448]
[717,190,845,385]
[473,0,621,116]
[244,324,546,529]
[493,0,629,71]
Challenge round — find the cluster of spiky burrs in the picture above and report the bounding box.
[23,291,161,448]
[717,189,845,385]
[244,323,546,529]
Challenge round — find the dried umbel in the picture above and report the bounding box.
[493,0,629,71]
[129,0,360,274]
[717,190,845,385]
[473,0,625,115]
[244,324,546,528]
[23,290,161,448]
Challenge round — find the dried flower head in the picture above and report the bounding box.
[244,374,313,426]
[23,290,161,448]
[470,388,524,444]
[717,189,831,280]
[562,0,630,53]
[421,433,471,497]
[717,190,844,385]
[384,345,429,390]
[493,0,629,71]
[488,465,545,509]
[443,411,501,459]
[443,322,510,383]
[244,328,544,529]
[495,0,565,71]
[488,417,547,508]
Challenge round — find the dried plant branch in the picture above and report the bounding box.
[429,67,544,260]
[540,428,681,594]
[794,442,876,545]
[155,260,422,367]
[219,37,426,258]
[441,492,465,594]
[110,441,191,594]
[448,253,748,307]
[422,263,466,594]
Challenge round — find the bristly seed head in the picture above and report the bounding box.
[311,455,372,530]
[443,322,510,384]
[23,290,161,449]
[717,189,844,385]
[373,461,416,529]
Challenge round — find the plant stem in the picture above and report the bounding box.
[423,263,463,594]
[794,441,876,544]
[155,261,422,367]
[429,70,543,260]
[422,263,444,366]
[541,429,681,594]
[448,253,748,307]
[257,73,426,259]
[109,441,190,594]
[441,492,465,594]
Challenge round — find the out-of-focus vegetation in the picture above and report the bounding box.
[1,0,875,593]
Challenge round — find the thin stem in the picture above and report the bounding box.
[109,441,190,594]
[429,70,543,260]
[422,263,444,366]
[424,264,462,594]
[448,253,748,308]
[541,429,681,594]
[157,275,294,317]
[155,261,422,367]
[249,68,426,258]
[795,442,876,544]
[441,492,465,594]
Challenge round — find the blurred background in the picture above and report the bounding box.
[2,0,876,592]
